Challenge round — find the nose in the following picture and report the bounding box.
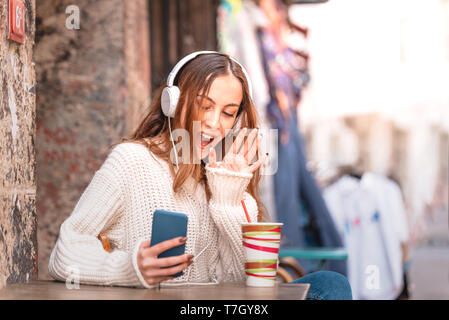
[204,108,221,130]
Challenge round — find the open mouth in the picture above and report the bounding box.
[200,133,215,149]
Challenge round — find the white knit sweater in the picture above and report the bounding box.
[48,141,258,288]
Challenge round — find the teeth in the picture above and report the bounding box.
[201,134,213,141]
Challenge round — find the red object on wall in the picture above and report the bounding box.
[8,0,25,44]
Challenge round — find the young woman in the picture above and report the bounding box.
[48,51,352,299]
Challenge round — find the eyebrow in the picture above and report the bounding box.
[198,95,240,108]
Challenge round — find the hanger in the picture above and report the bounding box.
[338,164,364,180]
[291,49,310,64]
[288,20,308,38]
[348,171,363,180]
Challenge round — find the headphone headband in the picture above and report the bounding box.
[166,51,215,87]
[166,50,253,99]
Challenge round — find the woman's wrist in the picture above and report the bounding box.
[205,164,253,206]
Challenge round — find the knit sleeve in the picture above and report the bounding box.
[48,145,149,288]
[205,165,258,282]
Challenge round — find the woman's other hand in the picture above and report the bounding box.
[209,127,268,174]
[136,237,193,286]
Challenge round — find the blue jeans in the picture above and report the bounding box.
[290,271,353,300]
[274,114,346,275]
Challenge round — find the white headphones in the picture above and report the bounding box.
[161,50,253,118]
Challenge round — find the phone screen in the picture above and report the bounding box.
[150,210,188,277]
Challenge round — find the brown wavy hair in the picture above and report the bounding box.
[111,52,266,221]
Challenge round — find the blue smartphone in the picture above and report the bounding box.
[150,210,188,277]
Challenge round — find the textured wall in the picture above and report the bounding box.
[0,0,38,289]
[35,0,150,280]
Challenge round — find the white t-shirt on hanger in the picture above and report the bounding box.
[323,173,408,300]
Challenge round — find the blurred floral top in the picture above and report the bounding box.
[257,27,310,134]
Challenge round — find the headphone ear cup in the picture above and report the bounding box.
[161,86,180,118]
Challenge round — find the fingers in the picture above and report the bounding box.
[137,237,193,285]
[139,240,151,250]
[246,134,261,165]
[232,127,247,155]
[150,237,186,257]
[241,128,258,159]
[220,127,264,173]
[151,261,192,277]
[154,253,194,268]
[139,253,193,283]
[137,239,152,257]
[140,253,193,276]
[248,153,268,174]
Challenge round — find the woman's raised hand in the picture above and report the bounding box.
[208,127,268,175]
[136,237,193,286]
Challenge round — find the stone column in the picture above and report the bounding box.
[0,0,38,289]
[35,0,151,280]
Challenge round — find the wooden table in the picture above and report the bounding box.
[0,280,309,300]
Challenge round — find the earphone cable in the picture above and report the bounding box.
[168,116,179,170]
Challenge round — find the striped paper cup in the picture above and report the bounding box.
[242,222,283,287]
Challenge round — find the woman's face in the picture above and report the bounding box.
[195,74,243,160]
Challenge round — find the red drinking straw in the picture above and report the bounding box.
[241,200,251,223]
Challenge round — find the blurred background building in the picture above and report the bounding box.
[0,0,447,299]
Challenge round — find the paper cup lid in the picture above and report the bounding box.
[241,222,283,226]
